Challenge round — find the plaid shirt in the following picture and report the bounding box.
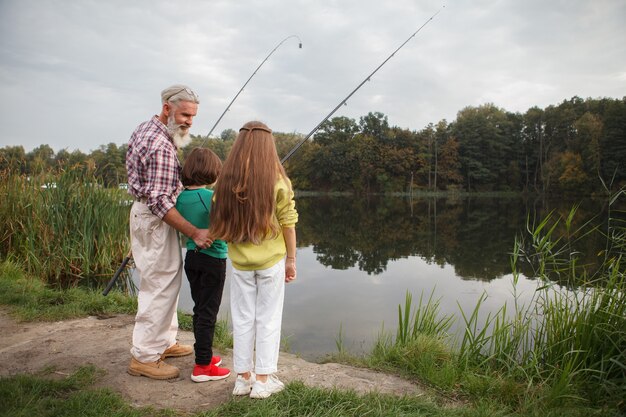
[126,115,183,219]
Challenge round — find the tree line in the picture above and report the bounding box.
[2,96,624,193]
[277,96,624,194]
[0,142,128,188]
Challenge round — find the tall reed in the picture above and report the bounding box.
[0,168,130,285]
[381,187,625,408]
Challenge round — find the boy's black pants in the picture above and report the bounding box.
[184,250,227,365]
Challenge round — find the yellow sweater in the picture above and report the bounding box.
[228,177,298,271]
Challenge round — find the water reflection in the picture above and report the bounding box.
[173,195,610,360]
[297,195,608,281]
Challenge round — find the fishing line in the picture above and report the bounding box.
[280,6,444,164]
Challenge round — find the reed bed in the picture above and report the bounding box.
[374,188,625,410]
[0,169,130,286]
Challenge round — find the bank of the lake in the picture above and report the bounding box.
[1,259,624,416]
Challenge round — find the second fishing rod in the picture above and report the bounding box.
[280,6,443,163]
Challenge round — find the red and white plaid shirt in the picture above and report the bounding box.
[126,115,183,219]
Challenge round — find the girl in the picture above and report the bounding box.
[176,148,231,382]
[210,121,298,399]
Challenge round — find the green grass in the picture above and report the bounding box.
[0,367,615,417]
[0,260,136,321]
[0,366,176,417]
[0,260,234,350]
[202,381,456,417]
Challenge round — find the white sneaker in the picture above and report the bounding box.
[250,374,285,399]
[232,373,256,396]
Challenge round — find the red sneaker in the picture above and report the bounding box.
[191,364,231,382]
[211,355,222,367]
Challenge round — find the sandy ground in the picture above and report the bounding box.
[0,309,427,414]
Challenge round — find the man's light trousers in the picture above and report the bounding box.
[129,201,182,362]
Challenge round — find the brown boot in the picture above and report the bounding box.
[161,342,193,358]
[128,357,179,380]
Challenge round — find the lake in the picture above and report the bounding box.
[175,194,611,361]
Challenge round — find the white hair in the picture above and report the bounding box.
[160,84,200,105]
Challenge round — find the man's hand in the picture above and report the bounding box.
[192,229,212,249]
[163,207,212,248]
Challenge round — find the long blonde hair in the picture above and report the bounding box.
[210,121,291,244]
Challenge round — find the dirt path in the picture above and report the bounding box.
[0,310,426,414]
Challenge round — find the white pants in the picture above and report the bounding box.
[129,202,182,362]
[231,259,285,375]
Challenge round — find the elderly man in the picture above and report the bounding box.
[126,85,213,379]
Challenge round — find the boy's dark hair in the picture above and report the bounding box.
[181,148,222,186]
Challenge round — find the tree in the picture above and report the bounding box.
[549,151,588,192]
[352,134,378,193]
[313,116,359,147]
[89,143,127,187]
[220,128,236,142]
[503,111,524,191]
[304,116,363,192]
[285,141,319,190]
[68,149,88,169]
[359,112,389,143]
[574,112,602,187]
[599,98,626,185]
[0,145,26,174]
[453,104,513,191]
[541,97,587,191]
[433,120,450,191]
[275,132,303,162]
[437,136,463,189]
[522,106,545,192]
[185,135,233,162]
[415,123,435,190]
[28,144,55,174]
[54,149,72,168]
[389,127,422,191]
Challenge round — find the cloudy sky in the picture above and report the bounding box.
[1,0,624,153]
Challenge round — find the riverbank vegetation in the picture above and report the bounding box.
[0,260,135,321]
[334,191,625,416]
[0,168,130,285]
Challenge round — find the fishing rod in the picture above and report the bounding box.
[104,35,303,296]
[203,34,303,144]
[280,6,443,164]
[102,249,132,296]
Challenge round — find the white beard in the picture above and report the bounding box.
[171,129,192,148]
[167,115,192,148]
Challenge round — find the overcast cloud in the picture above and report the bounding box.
[1,0,624,152]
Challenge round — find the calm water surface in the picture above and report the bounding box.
[175,195,609,361]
